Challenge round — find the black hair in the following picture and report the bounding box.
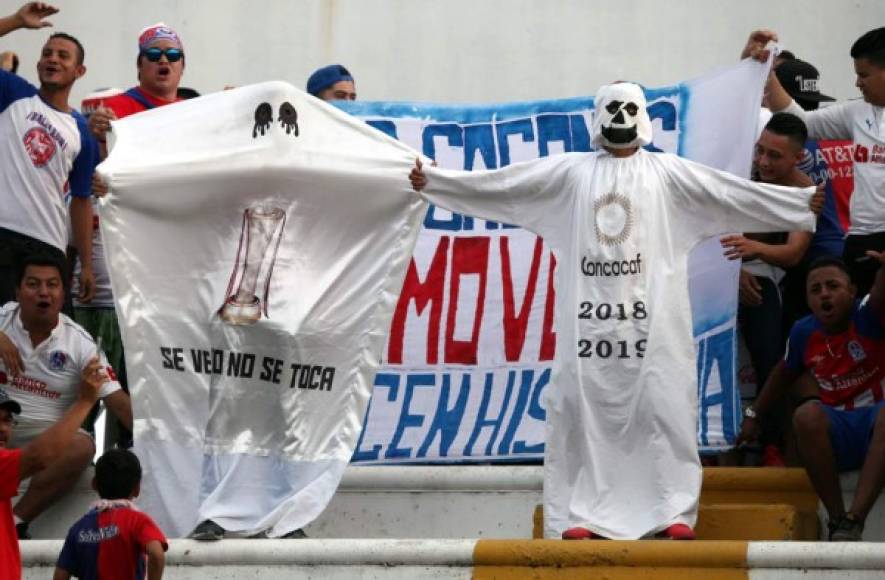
[94,449,142,500]
[47,32,85,65]
[176,86,200,100]
[807,256,851,279]
[15,252,67,289]
[850,27,885,67]
[777,50,796,61]
[764,112,808,149]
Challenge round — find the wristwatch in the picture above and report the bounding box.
[743,406,758,420]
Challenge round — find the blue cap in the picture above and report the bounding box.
[306,64,354,96]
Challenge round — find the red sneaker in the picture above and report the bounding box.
[562,527,597,540]
[762,444,786,467]
[660,523,695,540]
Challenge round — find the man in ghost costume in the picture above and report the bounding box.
[410,82,823,540]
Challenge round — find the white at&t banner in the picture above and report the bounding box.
[99,82,426,537]
[344,61,766,463]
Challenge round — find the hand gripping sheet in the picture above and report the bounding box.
[98,82,425,537]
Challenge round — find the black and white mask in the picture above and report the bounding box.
[592,83,652,150]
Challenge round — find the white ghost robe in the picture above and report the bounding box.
[419,148,816,539]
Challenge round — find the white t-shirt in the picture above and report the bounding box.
[0,303,120,427]
[421,149,816,539]
[785,99,885,235]
[0,70,98,251]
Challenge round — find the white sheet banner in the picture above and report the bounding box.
[345,60,767,463]
[99,82,426,537]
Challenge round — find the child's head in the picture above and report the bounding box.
[93,448,142,500]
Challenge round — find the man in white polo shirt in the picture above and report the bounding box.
[0,252,131,539]
[0,2,99,307]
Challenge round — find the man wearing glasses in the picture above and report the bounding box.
[78,23,186,453]
[87,22,185,156]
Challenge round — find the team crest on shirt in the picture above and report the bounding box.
[48,350,68,371]
[847,340,866,362]
[594,192,633,246]
[22,127,57,167]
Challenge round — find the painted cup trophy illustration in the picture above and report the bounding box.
[219,205,286,325]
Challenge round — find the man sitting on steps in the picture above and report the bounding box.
[739,252,885,541]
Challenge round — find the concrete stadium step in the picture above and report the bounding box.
[696,468,820,541]
[21,465,884,541]
[530,467,821,540]
[21,539,885,579]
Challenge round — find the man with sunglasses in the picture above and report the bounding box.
[87,23,185,157]
[80,23,186,453]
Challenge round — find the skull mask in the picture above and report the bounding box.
[591,83,652,150]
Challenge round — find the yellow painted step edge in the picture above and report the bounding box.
[473,540,751,578]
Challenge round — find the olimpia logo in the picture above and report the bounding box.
[798,148,815,175]
[594,192,633,247]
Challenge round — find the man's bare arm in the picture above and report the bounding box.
[739,29,794,112]
[18,357,102,479]
[0,3,57,38]
[0,331,24,376]
[146,540,166,580]
[721,231,813,269]
[103,390,133,432]
[69,196,95,303]
[737,361,800,445]
[867,250,885,318]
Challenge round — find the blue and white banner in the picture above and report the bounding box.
[344,61,767,462]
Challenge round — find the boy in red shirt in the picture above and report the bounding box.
[54,449,166,580]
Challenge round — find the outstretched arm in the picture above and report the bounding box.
[739,30,792,112]
[739,29,852,141]
[0,3,57,38]
[721,231,813,269]
[666,157,820,247]
[409,154,576,238]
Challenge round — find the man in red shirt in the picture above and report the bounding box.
[78,23,186,451]
[87,22,184,156]
[1,378,101,580]
[739,251,885,541]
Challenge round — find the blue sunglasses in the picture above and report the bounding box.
[141,47,184,63]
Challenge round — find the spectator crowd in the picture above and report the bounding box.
[0,1,883,577]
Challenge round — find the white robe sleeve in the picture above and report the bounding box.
[781,100,854,141]
[418,154,580,238]
[661,154,817,249]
